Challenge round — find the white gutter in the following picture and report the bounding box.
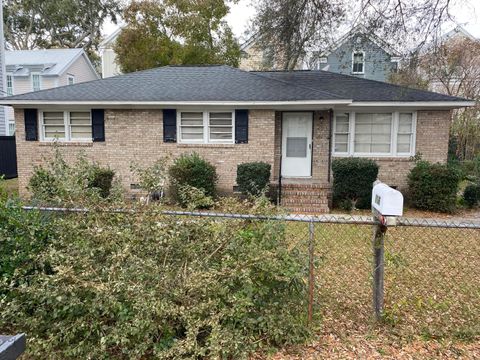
[349,101,476,108]
[0,99,353,106]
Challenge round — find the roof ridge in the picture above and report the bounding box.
[230,66,346,100]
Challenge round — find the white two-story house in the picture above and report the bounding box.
[4,48,99,135]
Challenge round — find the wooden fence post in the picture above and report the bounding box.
[308,221,315,325]
[372,222,387,320]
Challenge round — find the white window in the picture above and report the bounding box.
[354,113,392,154]
[32,73,41,91]
[397,113,414,154]
[178,111,234,144]
[8,121,15,135]
[68,75,75,85]
[6,74,13,96]
[40,111,92,141]
[333,113,349,154]
[352,51,365,74]
[333,111,416,157]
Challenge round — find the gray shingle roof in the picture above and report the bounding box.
[2,65,343,102]
[253,70,468,102]
[1,64,471,104]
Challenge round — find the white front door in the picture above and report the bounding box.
[281,112,313,177]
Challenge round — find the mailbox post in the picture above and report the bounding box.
[371,180,404,321]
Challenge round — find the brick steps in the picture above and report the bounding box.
[279,184,331,214]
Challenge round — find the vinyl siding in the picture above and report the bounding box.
[60,54,99,85]
[101,48,121,78]
[324,35,397,82]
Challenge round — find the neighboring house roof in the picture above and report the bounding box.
[0,65,473,106]
[442,24,477,42]
[99,26,124,49]
[253,70,466,102]
[322,24,401,58]
[5,48,99,78]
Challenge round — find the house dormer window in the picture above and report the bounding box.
[68,75,75,85]
[352,51,365,74]
[6,74,13,96]
[32,73,41,91]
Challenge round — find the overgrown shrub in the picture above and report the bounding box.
[131,158,170,202]
[332,158,379,210]
[463,183,480,208]
[236,162,271,196]
[407,161,461,213]
[28,149,121,206]
[178,184,214,209]
[0,197,54,296]
[169,153,217,202]
[0,205,309,358]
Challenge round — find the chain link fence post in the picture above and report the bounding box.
[308,220,315,325]
[372,222,386,321]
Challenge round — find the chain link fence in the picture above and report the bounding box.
[24,206,480,341]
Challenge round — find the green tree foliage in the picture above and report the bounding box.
[3,0,122,62]
[0,205,310,358]
[114,0,241,73]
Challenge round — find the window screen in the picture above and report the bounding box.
[334,113,349,153]
[397,113,413,153]
[209,112,233,141]
[180,112,204,141]
[43,112,65,140]
[286,137,308,157]
[354,113,392,153]
[70,112,92,139]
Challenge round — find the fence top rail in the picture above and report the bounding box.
[21,206,480,229]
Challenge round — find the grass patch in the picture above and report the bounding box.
[285,221,480,343]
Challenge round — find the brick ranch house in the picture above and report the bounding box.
[0,65,474,212]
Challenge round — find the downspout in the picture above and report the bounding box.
[327,108,333,183]
[277,113,283,206]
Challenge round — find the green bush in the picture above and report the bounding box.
[178,184,214,210]
[28,149,121,206]
[88,167,115,198]
[332,158,379,210]
[169,153,218,203]
[463,183,480,208]
[236,162,271,196]
[0,205,309,358]
[407,161,461,213]
[0,197,54,296]
[131,158,170,201]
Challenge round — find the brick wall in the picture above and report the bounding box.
[332,110,452,191]
[15,108,451,197]
[15,109,276,197]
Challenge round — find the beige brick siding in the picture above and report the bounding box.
[15,108,451,198]
[15,109,276,197]
[331,110,452,191]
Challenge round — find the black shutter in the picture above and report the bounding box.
[91,109,105,142]
[24,109,38,141]
[235,109,248,144]
[163,109,177,143]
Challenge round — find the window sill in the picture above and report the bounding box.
[177,143,236,148]
[332,154,413,161]
[39,141,94,147]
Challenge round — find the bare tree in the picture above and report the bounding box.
[250,0,465,70]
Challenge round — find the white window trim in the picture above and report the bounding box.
[31,73,42,91]
[177,110,235,144]
[67,75,75,85]
[39,110,93,142]
[351,51,365,75]
[6,73,14,96]
[332,111,417,157]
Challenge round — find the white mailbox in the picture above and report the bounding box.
[372,182,404,216]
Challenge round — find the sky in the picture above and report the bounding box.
[103,0,480,41]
